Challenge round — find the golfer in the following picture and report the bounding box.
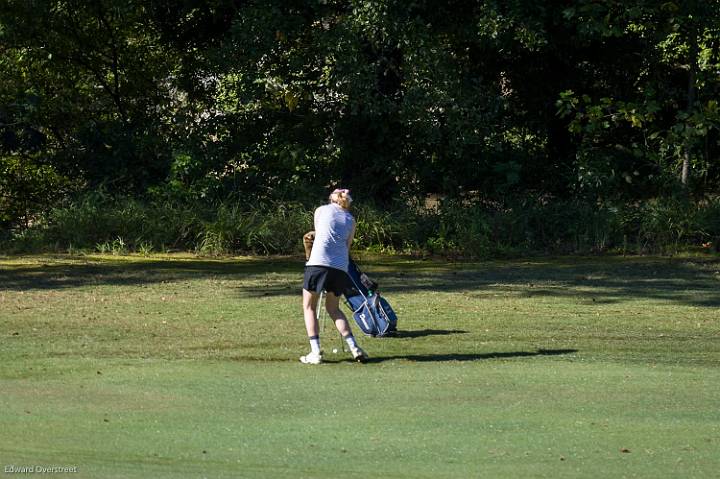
[301,188,367,364]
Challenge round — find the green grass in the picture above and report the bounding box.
[1,253,719,478]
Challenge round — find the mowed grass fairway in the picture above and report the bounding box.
[1,254,719,478]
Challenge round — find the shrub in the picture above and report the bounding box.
[4,191,720,257]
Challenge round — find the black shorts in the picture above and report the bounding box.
[303,265,350,296]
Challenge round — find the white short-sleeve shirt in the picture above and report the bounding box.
[306,203,355,272]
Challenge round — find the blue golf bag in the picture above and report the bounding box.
[344,259,398,337]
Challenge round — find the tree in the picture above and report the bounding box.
[558,1,720,197]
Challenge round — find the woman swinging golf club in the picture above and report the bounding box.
[301,188,367,364]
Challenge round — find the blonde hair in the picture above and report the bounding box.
[329,188,353,209]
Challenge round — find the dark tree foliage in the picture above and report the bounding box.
[1,0,720,229]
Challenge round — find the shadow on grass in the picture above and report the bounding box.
[2,254,720,308]
[363,348,578,364]
[385,329,468,338]
[0,256,301,291]
[234,256,720,308]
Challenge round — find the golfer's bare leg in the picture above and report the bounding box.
[326,292,365,361]
[325,292,352,336]
[302,289,320,337]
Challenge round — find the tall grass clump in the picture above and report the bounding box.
[493,197,621,254]
[3,191,719,257]
[620,196,720,254]
[5,191,207,254]
[415,197,621,258]
[351,204,425,253]
[197,202,312,255]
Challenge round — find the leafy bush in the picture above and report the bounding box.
[0,154,75,230]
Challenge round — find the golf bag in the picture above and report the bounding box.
[344,258,398,337]
[303,231,398,337]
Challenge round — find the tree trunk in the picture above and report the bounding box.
[681,38,698,186]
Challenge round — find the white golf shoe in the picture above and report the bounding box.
[350,346,367,363]
[300,351,323,364]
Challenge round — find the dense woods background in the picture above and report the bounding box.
[1,1,720,256]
